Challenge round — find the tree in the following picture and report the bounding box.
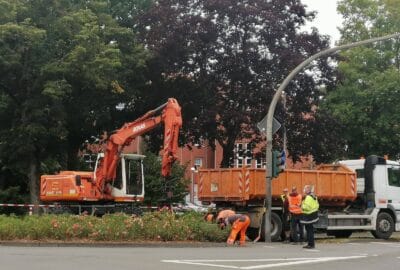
[142,151,189,204]
[321,0,400,159]
[0,2,60,204]
[0,0,149,204]
[137,0,338,166]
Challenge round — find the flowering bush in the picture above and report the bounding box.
[0,211,228,242]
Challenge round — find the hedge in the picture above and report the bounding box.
[0,210,228,242]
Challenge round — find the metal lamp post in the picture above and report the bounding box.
[264,32,400,242]
[190,165,198,203]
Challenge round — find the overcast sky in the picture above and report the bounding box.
[301,0,343,45]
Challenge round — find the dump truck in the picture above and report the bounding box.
[198,155,400,240]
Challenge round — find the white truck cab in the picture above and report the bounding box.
[331,156,400,238]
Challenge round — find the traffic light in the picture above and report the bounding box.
[272,150,286,178]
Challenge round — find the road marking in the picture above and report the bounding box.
[168,258,311,262]
[163,260,239,269]
[162,255,367,269]
[241,256,367,270]
[262,246,275,248]
[370,242,400,248]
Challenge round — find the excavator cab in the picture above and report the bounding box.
[94,153,145,201]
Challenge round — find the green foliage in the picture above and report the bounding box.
[0,211,228,242]
[0,1,16,24]
[321,0,400,159]
[0,186,25,203]
[0,0,150,203]
[0,186,28,215]
[142,151,189,205]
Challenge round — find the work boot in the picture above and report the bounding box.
[303,245,315,249]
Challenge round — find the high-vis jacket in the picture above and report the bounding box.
[288,193,302,214]
[301,194,319,224]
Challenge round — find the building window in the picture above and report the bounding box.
[246,157,252,167]
[234,143,253,168]
[194,157,203,168]
[256,158,266,168]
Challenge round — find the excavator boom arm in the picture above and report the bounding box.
[95,98,182,193]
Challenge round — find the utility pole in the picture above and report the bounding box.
[264,32,400,242]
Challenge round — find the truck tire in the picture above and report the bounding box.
[327,230,353,238]
[259,212,282,241]
[371,212,394,239]
[246,212,282,242]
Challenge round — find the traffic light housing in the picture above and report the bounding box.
[272,150,286,178]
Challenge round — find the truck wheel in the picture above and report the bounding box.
[246,212,282,242]
[371,212,394,239]
[270,212,283,241]
[327,230,353,238]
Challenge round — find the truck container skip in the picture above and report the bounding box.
[198,155,400,241]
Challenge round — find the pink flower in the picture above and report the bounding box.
[51,219,59,228]
[72,223,80,232]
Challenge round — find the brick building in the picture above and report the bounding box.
[90,136,314,204]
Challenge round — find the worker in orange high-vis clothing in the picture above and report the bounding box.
[288,186,304,244]
[218,214,251,246]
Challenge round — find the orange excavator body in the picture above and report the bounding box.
[40,98,182,203]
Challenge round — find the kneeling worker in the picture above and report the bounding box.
[218,213,250,246]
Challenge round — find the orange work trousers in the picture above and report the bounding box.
[227,215,250,245]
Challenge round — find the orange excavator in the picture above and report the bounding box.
[40,98,182,213]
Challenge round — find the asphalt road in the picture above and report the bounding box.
[1,235,400,270]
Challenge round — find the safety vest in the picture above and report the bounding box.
[301,195,319,215]
[280,194,286,202]
[288,194,302,214]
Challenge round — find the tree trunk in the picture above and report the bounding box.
[220,139,236,168]
[28,156,39,213]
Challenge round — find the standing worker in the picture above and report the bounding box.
[218,213,251,246]
[288,186,304,244]
[280,188,290,242]
[301,185,319,249]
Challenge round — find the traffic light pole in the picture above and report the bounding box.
[264,32,400,242]
[264,141,273,242]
